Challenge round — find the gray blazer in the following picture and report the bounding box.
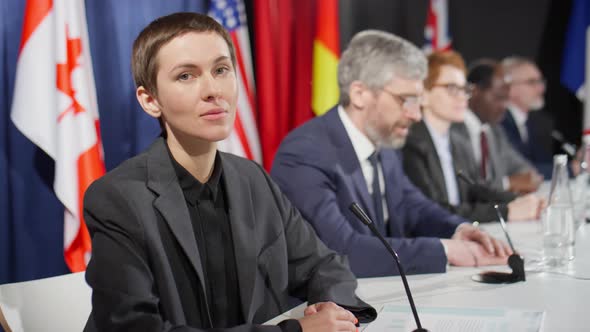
[453,122,533,190]
[83,138,374,332]
[402,121,516,223]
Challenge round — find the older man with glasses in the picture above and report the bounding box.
[271,31,511,278]
[501,56,554,178]
[402,51,544,226]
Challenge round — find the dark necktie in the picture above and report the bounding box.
[480,131,489,179]
[368,151,384,228]
[522,117,530,143]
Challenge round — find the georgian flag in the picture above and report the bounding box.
[11,0,105,272]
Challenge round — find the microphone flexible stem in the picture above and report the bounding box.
[493,204,516,252]
[368,222,423,330]
[349,203,423,330]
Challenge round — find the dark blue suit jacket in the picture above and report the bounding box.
[271,108,467,277]
[501,110,553,178]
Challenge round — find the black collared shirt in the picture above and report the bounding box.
[168,148,300,331]
[170,151,243,328]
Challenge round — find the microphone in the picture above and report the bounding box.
[455,170,526,283]
[470,206,526,284]
[551,130,577,158]
[349,203,428,332]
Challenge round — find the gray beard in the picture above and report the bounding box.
[365,124,406,149]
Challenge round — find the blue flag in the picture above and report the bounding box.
[561,0,590,96]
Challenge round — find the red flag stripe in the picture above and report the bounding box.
[254,0,279,169]
[427,3,438,48]
[231,33,256,115]
[65,141,105,271]
[315,0,339,55]
[233,111,254,160]
[19,0,53,53]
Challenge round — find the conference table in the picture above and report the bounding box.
[268,222,590,331]
[1,222,589,331]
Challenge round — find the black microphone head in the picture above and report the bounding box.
[551,130,564,142]
[349,203,372,226]
[551,130,577,157]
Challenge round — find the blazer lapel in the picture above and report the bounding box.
[145,138,209,310]
[504,111,529,156]
[450,130,473,202]
[486,126,502,179]
[324,108,376,224]
[350,166,375,221]
[220,154,259,322]
[414,121,448,202]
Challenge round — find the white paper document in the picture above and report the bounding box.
[363,304,545,332]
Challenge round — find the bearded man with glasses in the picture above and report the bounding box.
[271,31,512,278]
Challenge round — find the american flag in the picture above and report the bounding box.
[209,0,261,162]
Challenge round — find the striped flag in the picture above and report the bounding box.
[10,0,105,271]
[209,0,262,163]
[561,0,590,137]
[423,0,452,53]
[312,0,340,116]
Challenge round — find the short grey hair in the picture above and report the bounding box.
[338,30,427,107]
[501,56,537,83]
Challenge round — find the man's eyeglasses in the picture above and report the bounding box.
[431,83,474,99]
[510,78,546,87]
[379,89,423,110]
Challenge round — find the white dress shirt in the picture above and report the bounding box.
[463,110,510,189]
[339,107,451,256]
[507,104,529,142]
[424,120,461,206]
[338,106,388,223]
[463,110,488,165]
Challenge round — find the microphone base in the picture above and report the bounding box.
[412,329,429,332]
[472,254,526,284]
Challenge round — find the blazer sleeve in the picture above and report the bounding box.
[402,145,501,223]
[459,180,518,222]
[452,200,507,223]
[257,164,377,323]
[83,179,294,332]
[393,166,466,239]
[400,145,471,232]
[271,136,451,277]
